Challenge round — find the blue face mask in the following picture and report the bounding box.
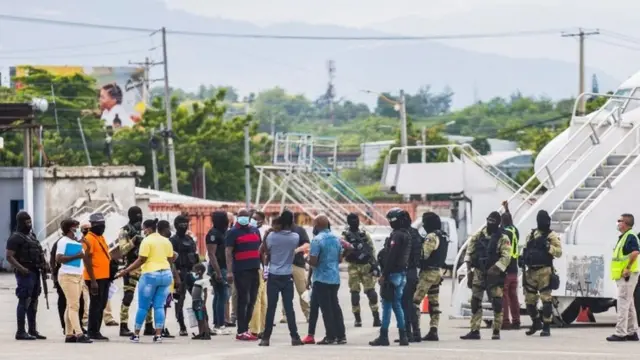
[250,218,258,227]
[237,216,250,226]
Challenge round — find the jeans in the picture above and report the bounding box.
[85,278,110,335]
[136,270,172,331]
[381,272,406,330]
[503,273,520,325]
[212,268,229,328]
[264,274,299,339]
[402,268,418,332]
[15,269,42,334]
[307,283,320,336]
[175,269,194,331]
[234,269,260,334]
[314,281,346,340]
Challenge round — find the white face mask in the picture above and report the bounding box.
[73,228,83,240]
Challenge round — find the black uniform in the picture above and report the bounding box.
[401,226,423,342]
[6,211,47,340]
[171,215,199,333]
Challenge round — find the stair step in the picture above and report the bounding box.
[561,199,593,211]
[584,176,611,188]
[573,188,604,200]
[552,209,583,223]
[606,154,637,166]
[595,165,626,177]
[550,221,566,232]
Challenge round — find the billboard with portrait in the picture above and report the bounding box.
[3,65,145,128]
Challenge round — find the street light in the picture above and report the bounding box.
[361,89,408,165]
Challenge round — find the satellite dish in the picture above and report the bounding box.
[31,98,49,112]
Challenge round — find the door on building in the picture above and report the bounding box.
[10,200,24,235]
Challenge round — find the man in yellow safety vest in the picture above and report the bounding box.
[607,213,640,342]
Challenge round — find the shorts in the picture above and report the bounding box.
[193,299,205,321]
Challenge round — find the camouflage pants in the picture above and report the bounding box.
[121,273,153,325]
[470,270,504,332]
[524,266,553,323]
[347,263,379,313]
[412,269,442,328]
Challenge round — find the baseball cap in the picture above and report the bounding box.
[89,212,106,223]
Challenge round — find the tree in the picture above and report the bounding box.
[470,136,491,155]
[375,86,454,118]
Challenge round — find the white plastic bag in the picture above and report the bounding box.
[108,283,118,300]
[185,307,198,328]
[301,289,311,304]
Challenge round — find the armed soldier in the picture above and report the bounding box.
[342,213,381,327]
[412,212,448,342]
[170,215,199,336]
[461,211,511,340]
[118,206,153,336]
[520,210,562,337]
[396,210,423,343]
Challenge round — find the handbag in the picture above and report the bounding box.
[94,237,119,281]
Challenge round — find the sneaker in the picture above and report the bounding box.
[153,335,163,343]
[214,327,232,335]
[76,335,93,344]
[236,333,249,341]
[15,332,36,341]
[28,332,47,340]
[65,336,77,343]
[89,333,109,341]
[302,335,315,344]
[130,334,140,343]
[244,332,259,341]
[105,321,119,327]
[291,337,304,346]
[626,333,639,341]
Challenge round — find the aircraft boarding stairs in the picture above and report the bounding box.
[450,92,640,322]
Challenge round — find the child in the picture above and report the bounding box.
[191,263,211,340]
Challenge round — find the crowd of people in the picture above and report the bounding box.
[4,202,640,346]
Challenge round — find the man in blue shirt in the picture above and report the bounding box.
[308,214,347,345]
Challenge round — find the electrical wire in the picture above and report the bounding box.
[0,49,152,60]
[0,34,151,55]
[591,37,640,52]
[0,14,568,41]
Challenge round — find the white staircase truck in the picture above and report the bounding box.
[383,73,640,325]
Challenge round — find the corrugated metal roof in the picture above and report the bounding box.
[135,187,231,206]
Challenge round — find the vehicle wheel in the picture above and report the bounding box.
[484,320,493,328]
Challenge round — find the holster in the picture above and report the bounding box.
[381,279,395,301]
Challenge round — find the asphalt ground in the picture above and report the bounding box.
[0,273,635,360]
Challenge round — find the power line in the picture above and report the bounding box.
[591,37,640,52]
[0,14,568,41]
[0,34,151,55]
[0,49,150,60]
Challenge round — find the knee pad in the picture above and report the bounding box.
[526,304,538,318]
[428,299,441,314]
[365,288,378,305]
[122,291,134,306]
[350,291,360,307]
[542,301,553,319]
[470,297,482,314]
[491,297,503,314]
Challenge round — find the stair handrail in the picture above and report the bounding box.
[508,104,620,218]
[37,204,94,239]
[386,144,524,196]
[568,124,640,245]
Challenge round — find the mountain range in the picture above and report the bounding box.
[0,0,622,108]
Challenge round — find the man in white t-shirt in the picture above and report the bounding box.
[56,219,92,343]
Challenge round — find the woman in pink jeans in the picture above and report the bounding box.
[501,208,521,330]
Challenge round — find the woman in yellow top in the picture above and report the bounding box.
[116,219,179,343]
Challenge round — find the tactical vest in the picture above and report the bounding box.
[408,228,424,269]
[470,232,502,271]
[123,224,141,265]
[343,229,371,264]
[504,226,519,259]
[173,234,198,269]
[420,230,448,270]
[15,233,44,269]
[523,230,553,267]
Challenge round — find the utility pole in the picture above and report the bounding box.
[562,28,600,115]
[399,89,408,164]
[161,27,179,194]
[244,100,252,209]
[129,56,163,106]
[327,60,336,124]
[150,128,159,190]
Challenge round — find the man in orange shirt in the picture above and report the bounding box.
[83,213,112,341]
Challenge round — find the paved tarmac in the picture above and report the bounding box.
[0,273,635,360]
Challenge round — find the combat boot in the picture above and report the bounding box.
[460,330,481,340]
[119,323,133,337]
[395,327,412,343]
[412,328,422,343]
[372,311,381,327]
[398,329,409,346]
[369,328,390,346]
[525,319,542,336]
[491,329,500,340]
[422,327,439,341]
[354,312,362,327]
[143,322,154,336]
[540,323,551,337]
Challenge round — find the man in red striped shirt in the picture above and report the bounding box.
[225,208,262,341]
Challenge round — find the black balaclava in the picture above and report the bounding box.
[422,212,442,233]
[174,215,189,236]
[347,213,360,232]
[537,210,551,232]
[91,222,106,236]
[128,206,143,229]
[387,208,404,230]
[212,211,229,233]
[486,211,502,234]
[16,211,32,234]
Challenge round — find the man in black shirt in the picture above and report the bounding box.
[282,212,310,323]
[170,215,199,336]
[370,208,411,347]
[207,211,231,334]
[5,211,48,340]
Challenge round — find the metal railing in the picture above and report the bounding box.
[568,125,640,245]
[384,143,525,196]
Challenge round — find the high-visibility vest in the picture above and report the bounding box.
[611,229,639,280]
[504,226,519,259]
